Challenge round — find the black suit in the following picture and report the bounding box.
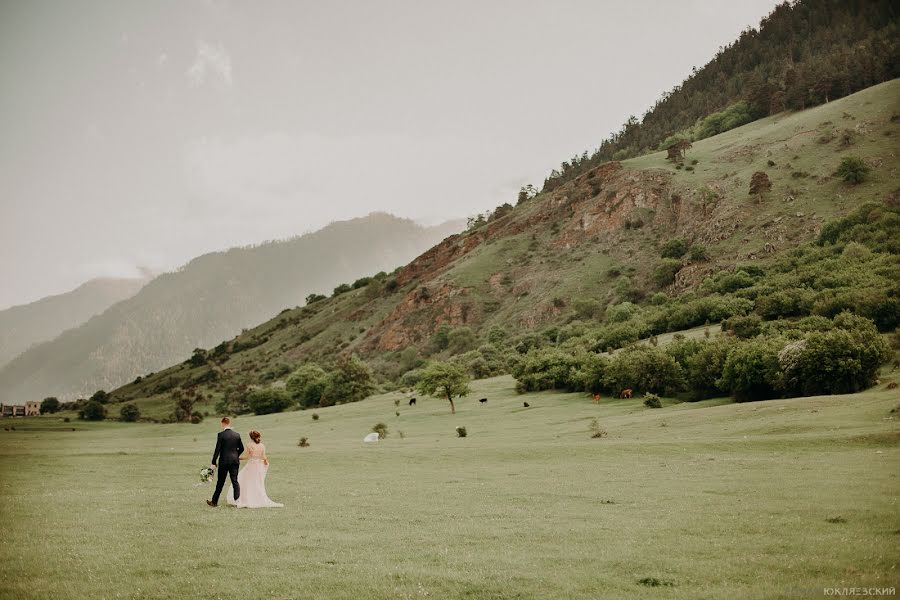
[211,428,244,504]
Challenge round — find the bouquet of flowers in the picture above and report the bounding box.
[199,466,215,483]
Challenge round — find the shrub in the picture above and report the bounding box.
[688,244,708,261]
[512,348,585,392]
[650,292,668,306]
[40,397,61,414]
[190,414,203,424]
[446,327,478,355]
[756,288,815,320]
[247,389,294,415]
[606,301,639,323]
[723,314,762,339]
[643,393,662,408]
[312,413,319,421]
[706,270,756,293]
[780,313,890,396]
[718,337,784,401]
[574,353,609,394]
[372,423,388,439]
[683,339,732,400]
[78,400,107,421]
[90,390,110,404]
[660,238,688,259]
[589,418,607,439]
[653,259,682,288]
[286,363,328,408]
[835,156,870,184]
[604,345,683,395]
[119,403,140,422]
[455,426,467,438]
[749,171,772,199]
[298,437,310,447]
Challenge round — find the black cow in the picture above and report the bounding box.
[408,398,417,406]
[479,398,487,404]
[523,402,530,408]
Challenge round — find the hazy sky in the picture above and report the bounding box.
[0,0,779,309]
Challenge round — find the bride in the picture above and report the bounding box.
[226,430,283,508]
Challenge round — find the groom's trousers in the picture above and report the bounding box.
[212,462,240,504]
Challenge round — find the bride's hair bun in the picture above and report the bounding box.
[249,430,261,443]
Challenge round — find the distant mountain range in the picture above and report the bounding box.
[0,276,150,369]
[0,213,463,402]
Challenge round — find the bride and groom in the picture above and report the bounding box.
[206,416,283,508]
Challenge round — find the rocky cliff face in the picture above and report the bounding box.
[365,161,689,351]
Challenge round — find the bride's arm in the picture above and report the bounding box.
[263,446,269,466]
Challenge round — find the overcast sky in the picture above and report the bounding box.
[0,0,779,309]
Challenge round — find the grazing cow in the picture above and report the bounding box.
[408,398,417,406]
[620,389,633,399]
[523,402,530,408]
[479,398,488,404]
[592,393,601,404]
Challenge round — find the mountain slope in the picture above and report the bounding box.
[0,214,463,402]
[0,276,149,368]
[110,80,900,415]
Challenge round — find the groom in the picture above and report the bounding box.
[207,416,244,507]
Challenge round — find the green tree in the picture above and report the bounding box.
[603,345,683,396]
[286,364,328,408]
[90,390,110,404]
[40,397,61,414]
[718,338,783,401]
[247,388,294,415]
[321,355,375,405]
[172,392,195,422]
[79,400,107,421]
[417,362,470,414]
[120,403,141,422]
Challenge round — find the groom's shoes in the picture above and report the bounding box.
[206,500,217,507]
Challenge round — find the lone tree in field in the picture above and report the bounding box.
[416,362,470,414]
[749,171,772,202]
[666,139,692,162]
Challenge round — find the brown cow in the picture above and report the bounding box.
[592,394,601,404]
[620,389,633,399]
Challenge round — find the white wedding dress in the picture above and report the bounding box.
[226,441,283,508]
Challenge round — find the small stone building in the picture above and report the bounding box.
[0,404,25,417]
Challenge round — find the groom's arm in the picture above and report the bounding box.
[236,435,244,456]
[211,432,222,466]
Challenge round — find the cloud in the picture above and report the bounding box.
[156,53,168,67]
[180,131,531,231]
[186,41,232,87]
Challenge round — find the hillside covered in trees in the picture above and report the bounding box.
[539,0,899,193]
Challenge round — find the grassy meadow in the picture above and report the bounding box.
[1,375,898,600]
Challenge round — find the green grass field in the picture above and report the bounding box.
[1,375,898,600]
